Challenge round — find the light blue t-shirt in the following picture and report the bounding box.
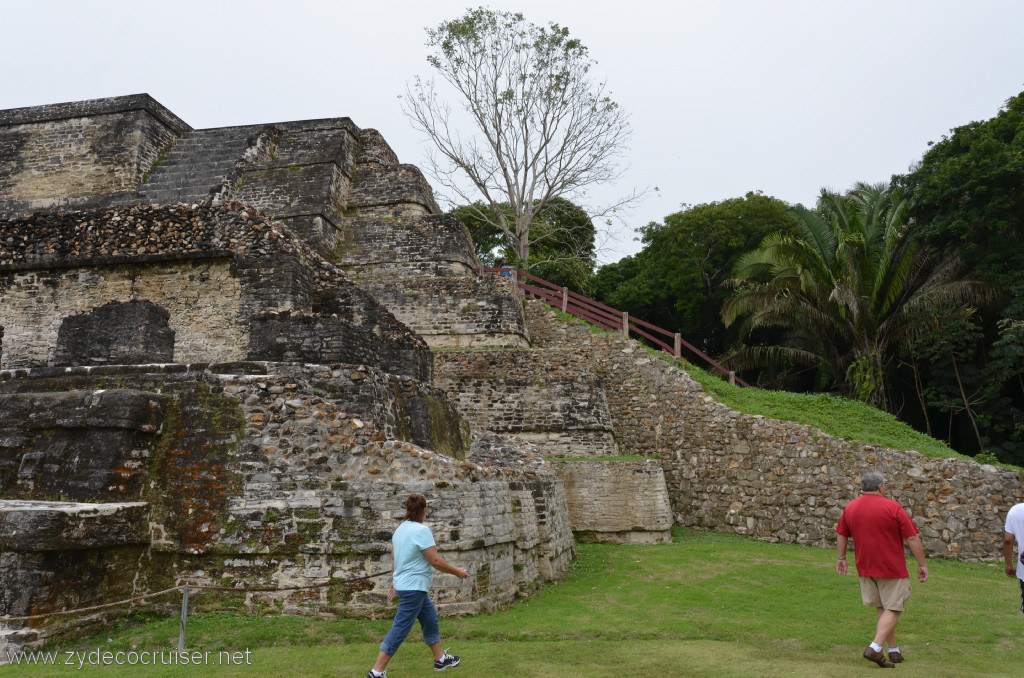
[392,520,436,591]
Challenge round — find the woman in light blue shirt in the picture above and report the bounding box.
[367,493,469,678]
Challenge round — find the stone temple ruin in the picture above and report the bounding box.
[0,95,1021,655]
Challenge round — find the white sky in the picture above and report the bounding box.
[1,0,1022,263]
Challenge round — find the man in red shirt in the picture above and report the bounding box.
[836,470,929,668]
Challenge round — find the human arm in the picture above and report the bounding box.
[905,534,929,582]
[836,534,849,575]
[423,546,469,578]
[1005,532,1018,578]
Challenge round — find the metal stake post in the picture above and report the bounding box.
[178,584,189,651]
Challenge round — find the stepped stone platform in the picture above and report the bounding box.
[0,95,575,657]
[434,346,674,544]
[523,300,1024,557]
[138,125,262,204]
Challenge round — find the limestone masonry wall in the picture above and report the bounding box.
[0,95,578,658]
[552,460,673,544]
[225,119,360,259]
[525,301,1024,561]
[0,95,188,219]
[432,338,672,543]
[0,259,245,367]
[0,200,431,378]
[434,349,618,457]
[0,501,151,653]
[350,130,440,217]
[0,363,574,649]
[338,215,478,280]
[365,276,530,349]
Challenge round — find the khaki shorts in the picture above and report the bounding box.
[860,577,911,611]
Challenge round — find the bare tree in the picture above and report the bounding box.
[403,7,636,268]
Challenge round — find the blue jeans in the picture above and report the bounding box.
[380,590,440,656]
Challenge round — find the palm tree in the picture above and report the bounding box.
[721,182,989,411]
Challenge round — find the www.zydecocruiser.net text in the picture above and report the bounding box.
[5,648,254,668]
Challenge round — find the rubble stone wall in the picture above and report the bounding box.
[524,301,1024,561]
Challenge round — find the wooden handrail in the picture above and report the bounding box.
[474,266,749,387]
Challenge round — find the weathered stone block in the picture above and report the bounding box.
[0,500,149,551]
[551,459,673,544]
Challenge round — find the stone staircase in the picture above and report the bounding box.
[138,126,261,204]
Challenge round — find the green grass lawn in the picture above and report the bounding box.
[5,529,1021,677]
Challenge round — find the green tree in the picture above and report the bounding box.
[721,182,990,410]
[906,301,987,449]
[592,192,795,355]
[404,7,634,268]
[895,90,1024,288]
[893,89,1024,462]
[452,197,596,293]
[981,290,1024,463]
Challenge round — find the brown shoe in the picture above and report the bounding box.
[888,650,904,664]
[863,647,895,668]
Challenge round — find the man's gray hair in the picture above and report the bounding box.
[862,470,886,492]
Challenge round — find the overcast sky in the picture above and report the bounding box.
[2,0,1022,263]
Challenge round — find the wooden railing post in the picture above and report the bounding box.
[562,287,569,313]
[674,333,681,359]
[622,311,629,338]
[729,371,736,385]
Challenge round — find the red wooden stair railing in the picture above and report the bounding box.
[476,266,749,387]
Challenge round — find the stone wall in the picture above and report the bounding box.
[248,311,432,382]
[0,200,431,377]
[432,337,673,545]
[434,349,618,456]
[0,96,579,658]
[0,95,188,219]
[55,300,175,366]
[0,259,245,367]
[551,460,673,544]
[525,300,1024,561]
[365,277,530,349]
[224,119,360,260]
[0,362,575,651]
[349,130,440,218]
[0,501,151,656]
[338,215,478,280]
[0,389,168,501]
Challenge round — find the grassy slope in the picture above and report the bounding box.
[5,529,1020,677]
[681,362,964,460]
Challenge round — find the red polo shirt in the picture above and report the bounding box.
[836,494,919,578]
